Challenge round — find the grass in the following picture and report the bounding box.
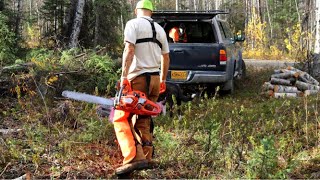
[1,65,320,179]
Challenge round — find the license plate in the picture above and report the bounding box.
[171,71,187,80]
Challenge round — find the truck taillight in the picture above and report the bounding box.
[220,50,227,61]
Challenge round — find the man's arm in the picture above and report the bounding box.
[160,53,170,82]
[121,42,135,79]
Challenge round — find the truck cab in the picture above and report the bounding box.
[152,11,245,94]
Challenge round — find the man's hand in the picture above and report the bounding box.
[121,77,132,92]
[159,81,166,94]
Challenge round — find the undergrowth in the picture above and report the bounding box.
[1,64,320,178]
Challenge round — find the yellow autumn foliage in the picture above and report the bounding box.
[47,75,59,86]
[25,23,41,48]
[31,57,46,68]
[243,9,269,59]
[284,23,308,61]
[242,9,306,60]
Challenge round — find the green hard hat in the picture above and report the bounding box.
[136,0,153,11]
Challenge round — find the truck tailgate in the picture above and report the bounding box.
[169,43,223,71]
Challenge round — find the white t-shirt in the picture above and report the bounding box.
[124,15,170,80]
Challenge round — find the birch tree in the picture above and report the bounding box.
[176,0,179,10]
[302,0,313,53]
[265,0,272,40]
[69,0,85,48]
[188,0,193,10]
[315,0,320,54]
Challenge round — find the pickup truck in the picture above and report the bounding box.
[152,11,245,94]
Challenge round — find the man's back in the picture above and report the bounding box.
[124,16,169,80]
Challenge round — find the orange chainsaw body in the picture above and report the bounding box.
[114,86,161,116]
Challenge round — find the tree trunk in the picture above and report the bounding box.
[304,90,319,96]
[203,0,208,10]
[15,0,22,39]
[262,82,274,91]
[54,0,57,35]
[294,0,301,22]
[265,0,273,40]
[94,4,100,47]
[274,85,299,93]
[176,0,179,11]
[120,12,124,39]
[194,0,197,11]
[296,81,320,91]
[270,78,292,86]
[271,72,299,79]
[188,0,192,10]
[315,0,320,53]
[36,1,41,31]
[0,0,4,11]
[60,0,64,34]
[29,0,32,18]
[64,0,77,40]
[258,0,263,23]
[302,0,312,52]
[299,72,320,85]
[274,93,298,98]
[69,0,85,48]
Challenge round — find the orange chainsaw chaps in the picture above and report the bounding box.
[113,109,136,165]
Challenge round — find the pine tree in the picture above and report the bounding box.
[0,12,17,65]
[0,0,4,11]
[74,0,129,55]
[41,0,66,37]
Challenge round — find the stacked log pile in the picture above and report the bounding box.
[262,66,320,98]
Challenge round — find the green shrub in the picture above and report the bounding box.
[246,137,279,178]
[59,49,120,94]
[25,48,120,95]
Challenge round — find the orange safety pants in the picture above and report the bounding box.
[113,74,160,165]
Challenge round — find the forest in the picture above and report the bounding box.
[1,0,320,63]
[1,0,320,179]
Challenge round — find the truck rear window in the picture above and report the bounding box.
[162,22,216,43]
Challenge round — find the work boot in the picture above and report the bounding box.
[115,159,149,175]
[143,145,153,160]
[116,144,148,175]
[147,160,159,169]
[133,144,146,161]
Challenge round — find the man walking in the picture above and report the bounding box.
[113,0,170,175]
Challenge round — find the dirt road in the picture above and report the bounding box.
[244,59,297,68]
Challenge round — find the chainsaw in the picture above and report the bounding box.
[62,85,161,116]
